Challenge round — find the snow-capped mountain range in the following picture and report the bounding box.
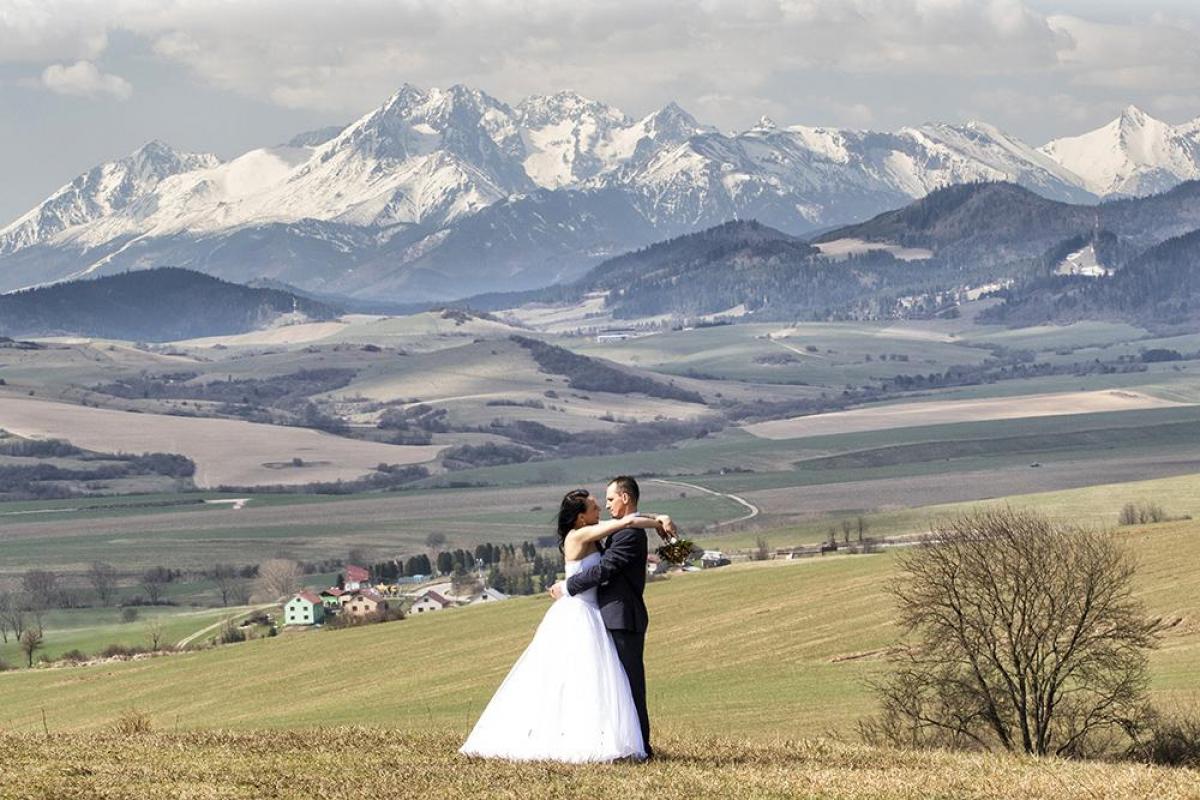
[2,84,1199,301]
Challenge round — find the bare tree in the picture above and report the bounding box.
[22,569,59,613]
[0,591,22,643]
[255,559,303,601]
[856,516,868,543]
[841,519,853,544]
[212,564,240,607]
[229,580,252,606]
[141,567,171,605]
[19,628,43,668]
[424,531,447,561]
[87,561,119,607]
[145,621,166,651]
[863,507,1162,758]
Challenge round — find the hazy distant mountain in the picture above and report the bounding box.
[2,85,1198,302]
[0,268,339,341]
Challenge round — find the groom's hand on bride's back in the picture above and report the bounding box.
[548,581,567,600]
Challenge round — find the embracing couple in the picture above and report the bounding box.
[459,476,675,763]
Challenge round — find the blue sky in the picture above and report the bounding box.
[3,0,1199,224]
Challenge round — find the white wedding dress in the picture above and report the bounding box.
[459,551,646,762]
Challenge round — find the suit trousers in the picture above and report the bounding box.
[610,629,651,758]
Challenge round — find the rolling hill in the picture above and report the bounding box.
[0,268,339,341]
[1,514,1195,738]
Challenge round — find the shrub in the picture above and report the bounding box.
[121,607,140,623]
[111,709,153,735]
[59,649,90,663]
[98,643,147,659]
[1118,501,1185,526]
[1129,705,1200,768]
[218,621,246,644]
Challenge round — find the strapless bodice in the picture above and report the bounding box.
[563,551,601,605]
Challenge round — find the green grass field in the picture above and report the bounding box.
[0,604,268,666]
[2,516,1197,740]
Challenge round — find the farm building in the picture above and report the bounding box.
[284,591,325,626]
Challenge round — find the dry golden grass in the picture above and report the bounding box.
[1,728,1197,799]
[0,396,442,487]
[745,390,1188,440]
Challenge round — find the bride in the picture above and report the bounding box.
[459,488,671,762]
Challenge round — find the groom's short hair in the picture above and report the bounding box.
[608,475,639,505]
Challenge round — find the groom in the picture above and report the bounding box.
[550,475,654,760]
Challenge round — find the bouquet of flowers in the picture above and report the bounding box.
[656,534,698,566]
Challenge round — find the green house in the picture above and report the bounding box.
[284,591,326,626]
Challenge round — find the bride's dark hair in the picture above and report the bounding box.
[556,489,590,552]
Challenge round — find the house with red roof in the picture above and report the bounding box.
[318,587,346,611]
[410,589,457,614]
[343,565,371,591]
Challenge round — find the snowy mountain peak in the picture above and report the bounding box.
[0,140,219,255]
[1120,104,1149,125]
[515,91,629,128]
[754,115,778,131]
[1039,105,1200,197]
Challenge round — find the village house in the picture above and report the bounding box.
[284,591,325,626]
[343,589,389,618]
[319,587,345,610]
[468,587,509,605]
[410,590,456,614]
[342,565,371,591]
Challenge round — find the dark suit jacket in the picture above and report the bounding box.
[566,526,648,633]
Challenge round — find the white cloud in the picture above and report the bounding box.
[41,60,132,100]
[0,0,1078,118]
[4,0,1200,135]
[0,0,109,63]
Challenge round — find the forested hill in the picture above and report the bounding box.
[463,220,915,319]
[987,227,1200,328]
[0,268,340,341]
[817,180,1200,266]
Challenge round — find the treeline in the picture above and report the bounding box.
[368,541,563,597]
[0,438,195,500]
[94,368,356,406]
[512,335,705,404]
[439,417,723,470]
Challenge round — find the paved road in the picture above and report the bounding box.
[646,478,760,527]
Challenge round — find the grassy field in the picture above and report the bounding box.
[0,483,746,576]
[3,728,1197,800]
[2,517,1197,739]
[0,604,266,666]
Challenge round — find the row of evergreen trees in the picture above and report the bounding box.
[367,541,563,596]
